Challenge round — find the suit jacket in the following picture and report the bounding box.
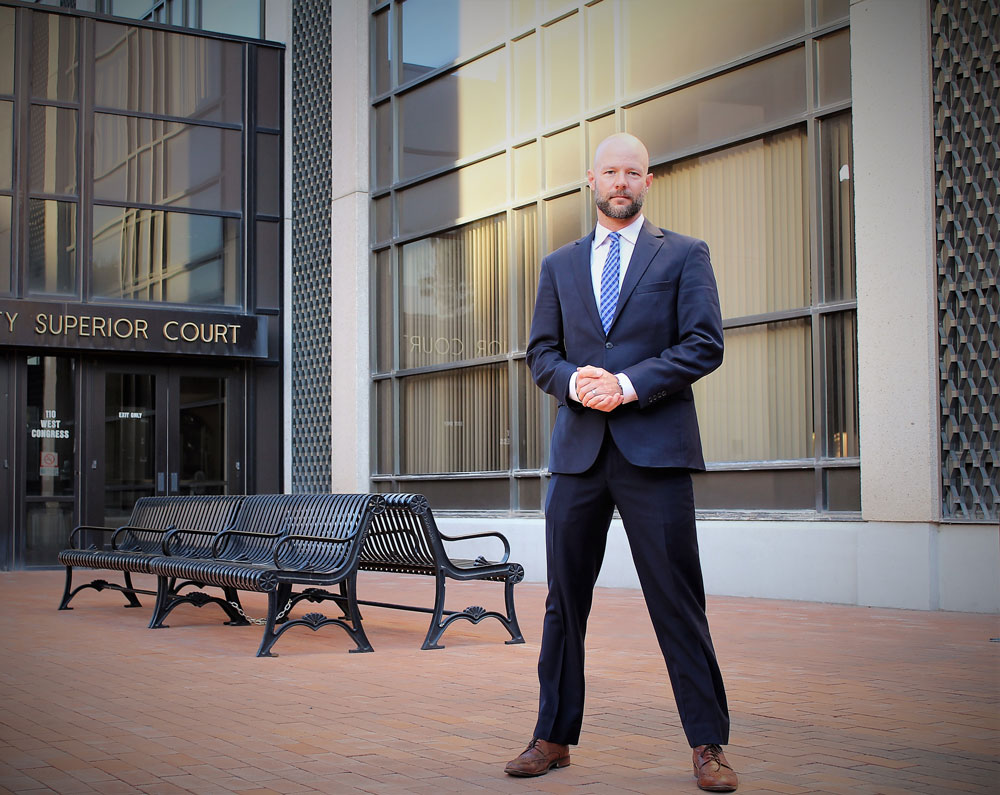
[526,219,724,474]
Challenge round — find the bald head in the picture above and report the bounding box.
[588,133,653,230]
[591,133,649,173]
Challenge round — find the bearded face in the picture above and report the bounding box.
[595,184,647,219]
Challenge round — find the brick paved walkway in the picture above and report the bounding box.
[0,570,997,794]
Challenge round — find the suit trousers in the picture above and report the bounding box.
[533,428,730,748]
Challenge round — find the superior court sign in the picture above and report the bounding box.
[0,300,268,358]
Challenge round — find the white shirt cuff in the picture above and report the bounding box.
[569,371,582,403]
[616,373,637,403]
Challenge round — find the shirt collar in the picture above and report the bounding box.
[595,214,645,248]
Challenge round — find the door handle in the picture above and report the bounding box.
[170,472,178,492]
[157,472,165,492]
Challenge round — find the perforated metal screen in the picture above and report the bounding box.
[932,0,999,521]
[290,0,332,492]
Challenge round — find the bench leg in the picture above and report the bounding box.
[255,576,373,657]
[421,570,525,649]
[148,576,174,628]
[57,566,75,610]
[256,587,286,657]
[58,565,144,610]
[122,572,144,608]
[149,577,247,628]
[503,575,525,645]
[420,571,449,650]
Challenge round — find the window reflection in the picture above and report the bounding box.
[0,7,13,95]
[399,49,507,180]
[817,29,851,106]
[623,0,805,95]
[93,113,241,213]
[92,205,240,306]
[400,0,509,81]
[28,199,77,295]
[31,12,78,101]
[29,106,78,196]
[626,47,807,163]
[512,33,537,138]
[0,195,10,292]
[397,152,507,236]
[542,11,582,126]
[94,21,243,123]
[0,101,12,190]
[400,214,508,369]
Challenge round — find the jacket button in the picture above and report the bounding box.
[605,342,613,349]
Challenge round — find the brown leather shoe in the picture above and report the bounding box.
[692,744,738,792]
[504,738,570,777]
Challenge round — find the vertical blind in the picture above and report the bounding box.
[401,364,510,474]
[646,127,814,463]
[398,214,511,474]
[400,213,508,369]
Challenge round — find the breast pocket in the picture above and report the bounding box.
[633,280,673,294]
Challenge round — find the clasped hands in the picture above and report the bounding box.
[576,365,623,413]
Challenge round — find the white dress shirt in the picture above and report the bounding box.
[568,214,645,405]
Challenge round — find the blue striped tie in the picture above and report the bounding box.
[599,231,620,334]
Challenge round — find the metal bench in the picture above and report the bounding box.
[146,493,384,657]
[57,495,244,611]
[292,493,525,650]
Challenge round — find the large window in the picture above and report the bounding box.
[371,0,857,514]
[0,4,282,309]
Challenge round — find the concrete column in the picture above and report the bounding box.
[329,0,372,491]
[851,0,940,522]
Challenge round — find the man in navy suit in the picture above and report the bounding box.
[504,133,738,792]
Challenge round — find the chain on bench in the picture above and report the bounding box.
[228,598,293,626]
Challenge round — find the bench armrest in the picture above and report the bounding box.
[161,526,214,556]
[111,523,175,551]
[212,528,283,558]
[66,524,115,549]
[272,530,363,572]
[436,529,511,565]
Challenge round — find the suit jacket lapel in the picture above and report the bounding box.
[610,219,664,330]
[570,231,604,334]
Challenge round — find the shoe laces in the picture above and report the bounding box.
[699,744,733,771]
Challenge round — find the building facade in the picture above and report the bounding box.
[0,0,284,568]
[1,0,996,613]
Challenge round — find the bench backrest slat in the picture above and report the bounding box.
[274,493,382,571]
[361,493,439,568]
[214,494,383,569]
[121,495,244,554]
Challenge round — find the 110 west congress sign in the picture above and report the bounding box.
[0,300,268,358]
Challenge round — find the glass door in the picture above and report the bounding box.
[103,370,161,527]
[98,363,244,527]
[24,356,77,566]
[174,373,232,495]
